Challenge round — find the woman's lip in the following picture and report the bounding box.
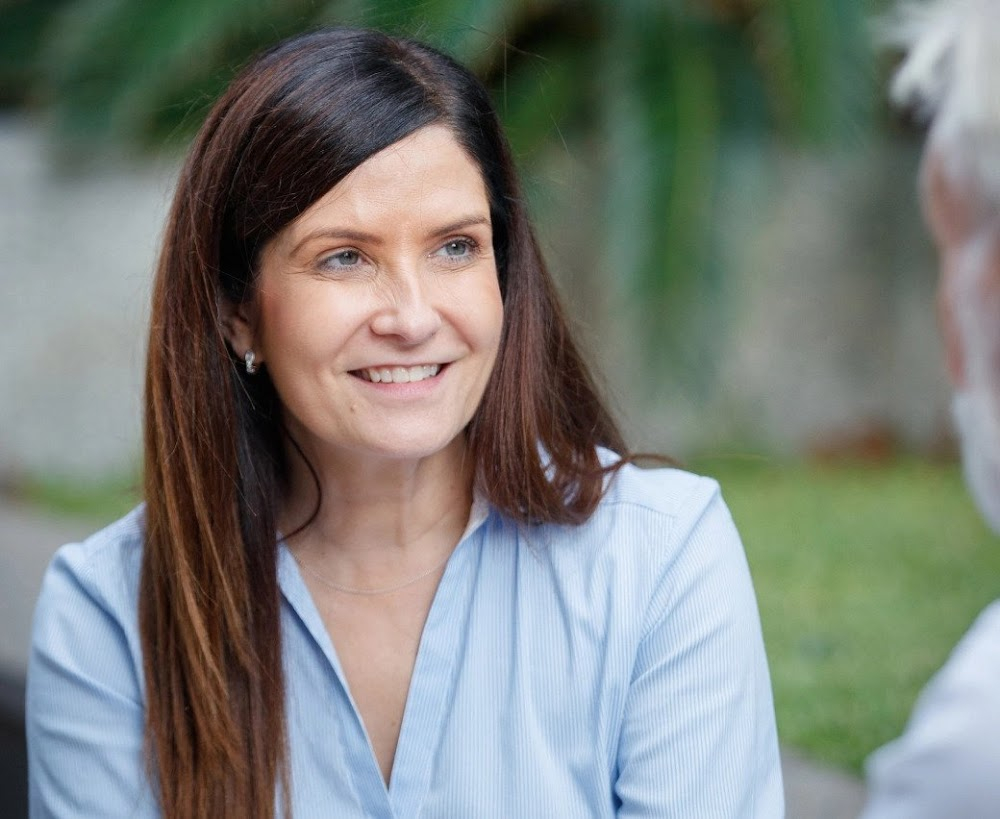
[357,362,446,370]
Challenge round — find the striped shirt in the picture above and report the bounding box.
[27,463,783,817]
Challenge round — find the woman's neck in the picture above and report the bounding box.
[279,435,474,566]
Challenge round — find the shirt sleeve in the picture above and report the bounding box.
[26,539,156,818]
[859,600,1000,819]
[613,482,784,817]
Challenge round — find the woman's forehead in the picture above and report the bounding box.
[277,125,491,248]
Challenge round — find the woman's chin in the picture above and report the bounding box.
[316,429,470,471]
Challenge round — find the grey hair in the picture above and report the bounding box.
[883,0,1000,202]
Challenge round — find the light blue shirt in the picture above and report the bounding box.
[27,463,783,817]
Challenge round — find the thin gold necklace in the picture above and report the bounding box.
[292,549,454,596]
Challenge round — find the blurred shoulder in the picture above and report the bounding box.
[862,599,1000,818]
[917,599,1000,727]
[909,598,1000,730]
[953,599,1000,667]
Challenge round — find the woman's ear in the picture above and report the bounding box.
[220,298,261,364]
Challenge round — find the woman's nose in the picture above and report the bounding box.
[369,269,442,344]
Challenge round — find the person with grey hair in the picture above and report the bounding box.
[860,0,1000,816]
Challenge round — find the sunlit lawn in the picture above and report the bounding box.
[697,455,1000,773]
[19,456,1000,773]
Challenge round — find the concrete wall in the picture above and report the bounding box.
[543,136,950,459]
[0,117,176,479]
[713,141,950,457]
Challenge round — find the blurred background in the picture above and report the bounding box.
[2,0,999,815]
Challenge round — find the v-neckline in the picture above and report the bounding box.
[278,504,488,816]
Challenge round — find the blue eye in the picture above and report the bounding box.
[322,249,361,268]
[438,239,475,259]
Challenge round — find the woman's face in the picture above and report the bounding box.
[229,125,503,468]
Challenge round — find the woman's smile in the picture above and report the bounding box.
[353,363,445,383]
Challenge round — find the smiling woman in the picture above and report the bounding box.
[231,125,504,472]
[25,27,783,819]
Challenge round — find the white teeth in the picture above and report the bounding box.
[363,364,441,384]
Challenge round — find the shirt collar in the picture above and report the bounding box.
[460,489,491,544]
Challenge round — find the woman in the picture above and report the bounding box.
[26,27,782,818]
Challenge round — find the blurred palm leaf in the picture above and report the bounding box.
[39,0,321,148]
[0,0,74,107]
[7,0,875,372]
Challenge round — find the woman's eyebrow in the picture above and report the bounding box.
[290,227,381,255]
[428,214,491,237]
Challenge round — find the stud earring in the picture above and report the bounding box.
[244,349,258,374]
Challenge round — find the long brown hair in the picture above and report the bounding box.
[141,27,630,817]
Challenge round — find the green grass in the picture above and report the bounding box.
[696,455,1000,773]
[16,470,141,524]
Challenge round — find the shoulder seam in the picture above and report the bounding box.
[603,470,719,521]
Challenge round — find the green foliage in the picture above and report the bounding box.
[37,0,322,149]
[333,0,522,67]
[0,0,74,107]
[759,0,873,141]
[697,455,1000,771]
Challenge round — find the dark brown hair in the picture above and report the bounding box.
[141,27,629,818]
